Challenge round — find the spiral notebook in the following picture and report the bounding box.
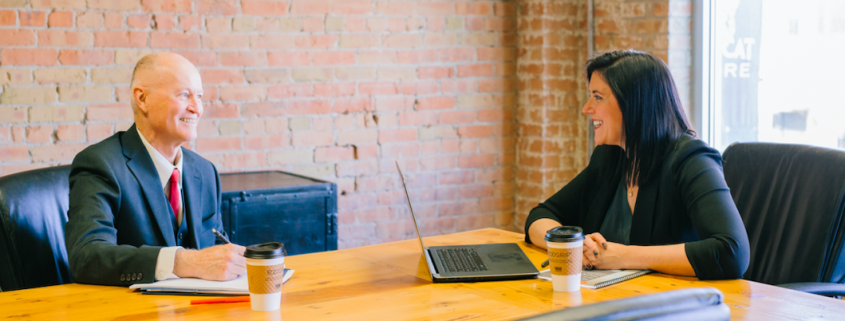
[129,269,294,296]
[539,269,652,289]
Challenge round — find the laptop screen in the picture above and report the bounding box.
[395,161,428,250]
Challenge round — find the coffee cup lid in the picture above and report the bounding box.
[545,226,584,243]
[244,242,286,259]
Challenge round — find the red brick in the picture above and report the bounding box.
[220,86,266,102]
[94,31,147,48]
[20,11,46,27]
[267,52,311,66]
[127,14,152,29]
[313,51,355,65]
[457,64,494,77]
[250,35,296,50]
[0,30,34,46]
[456,2,492,15]
[439,48,475,62]
[179,15,201,31]
[335,129,376,146]
[315,83,355,97]
[478,47,514,61]
[381,142,419,158]
[142,0,192,13]
[241,103,285,117]
[221,152,268,168]
[76,12,103,28]
[377,2,414,14]
[494,2,515,16]
[295,35,338,49]
[332,0,371,14]
[243,0,288,15]
[358,82,397,96]
[303,17,323,33]
[200,69,244,84]
[399,111,437,127]
[374,96,414,112]
[47,11,72,27]
[85,104,131,121]
[396,49,437,64]
[0,145,29,162]
[0,10,14,26]
[458,154,495,168]
[378,129,416,143]
[56,124,83,142]
[173,51,216,67]
[87,0,138,11]
[418,96,455,110]
[291,0,329,14]
[292,131,333,147]
[195,137,241,152]
[339,34,379,48]
[478,109,512,122]
[153,14,176,30]
[382,34,420,48]
[150,32,200,48]
[439,110,476,124]
[466,17,483,31]
[31,0,85,9]
[218,51,267,67]
[245,134,288,150]
[58,50,113,65]
[418,66,453,79]
[30,143,85,162]
[417,2,453,15]
[202,34,249,49]
[458,125,494,138]
[35,30,89,47]
[400,81,438,95]
[268,84,313,99]
[86,123,113,141]
[104,12,123,29]
[197,0,238,15]
[315,146,354,162]
[202,102,240,119]
[26,125,53,143]
[333,97,372,113]
[287,100,331,114]
[1,49,57,66]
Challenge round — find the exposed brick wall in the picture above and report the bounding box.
[0,0,694,247]
[593,0,692,115]
[0,0,518,249]
[513,0,590,231]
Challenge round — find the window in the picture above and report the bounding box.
[694,0,845,151]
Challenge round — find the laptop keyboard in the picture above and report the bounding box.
[435,248,488,273]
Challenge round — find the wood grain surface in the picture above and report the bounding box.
[2,228,843,320]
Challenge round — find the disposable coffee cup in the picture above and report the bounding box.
[244,242,286,311]
[545,226,584,292]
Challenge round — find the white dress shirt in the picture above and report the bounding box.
[137,127,183,281]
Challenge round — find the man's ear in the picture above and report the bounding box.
[133,86,148,114]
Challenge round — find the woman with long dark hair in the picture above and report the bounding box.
[524,50,750,279]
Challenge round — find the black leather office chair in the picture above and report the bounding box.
[518,287,729,321]
[0,166,73,291]
[723,143,845,297]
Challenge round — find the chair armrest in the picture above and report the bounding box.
[778,282,845,297]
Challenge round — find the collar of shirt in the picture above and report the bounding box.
[136,127,184,188]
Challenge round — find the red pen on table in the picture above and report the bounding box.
[190,297,250,305]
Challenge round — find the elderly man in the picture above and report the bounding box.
[65,52,245,286]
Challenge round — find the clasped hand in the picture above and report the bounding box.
[174,243,247,281]
[581,233,627,270]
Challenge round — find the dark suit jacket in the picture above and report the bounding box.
[65,124,225,286]
[525,135,750,280]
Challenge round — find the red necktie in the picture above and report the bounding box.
[169,168,180,222]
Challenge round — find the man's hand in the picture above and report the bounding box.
[173,244,246,281]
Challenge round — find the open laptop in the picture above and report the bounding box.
[396,161,539,283]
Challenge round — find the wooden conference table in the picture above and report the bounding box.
[2,228,844,320]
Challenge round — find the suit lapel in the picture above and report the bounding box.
[122,124,177,246]
[630,178,658,245]
[182,151,204,249]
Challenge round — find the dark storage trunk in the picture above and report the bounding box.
[219,171,338,255]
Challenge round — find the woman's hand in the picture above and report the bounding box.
[581,232,628,270]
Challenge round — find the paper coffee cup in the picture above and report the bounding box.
[545,226,584,292]
[244,242,286,311]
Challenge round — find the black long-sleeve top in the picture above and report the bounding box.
[524,135,750,280]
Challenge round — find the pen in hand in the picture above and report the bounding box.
[212,228,231,244]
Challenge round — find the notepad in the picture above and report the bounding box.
[538,269,651,289]
[129,269,294,295]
